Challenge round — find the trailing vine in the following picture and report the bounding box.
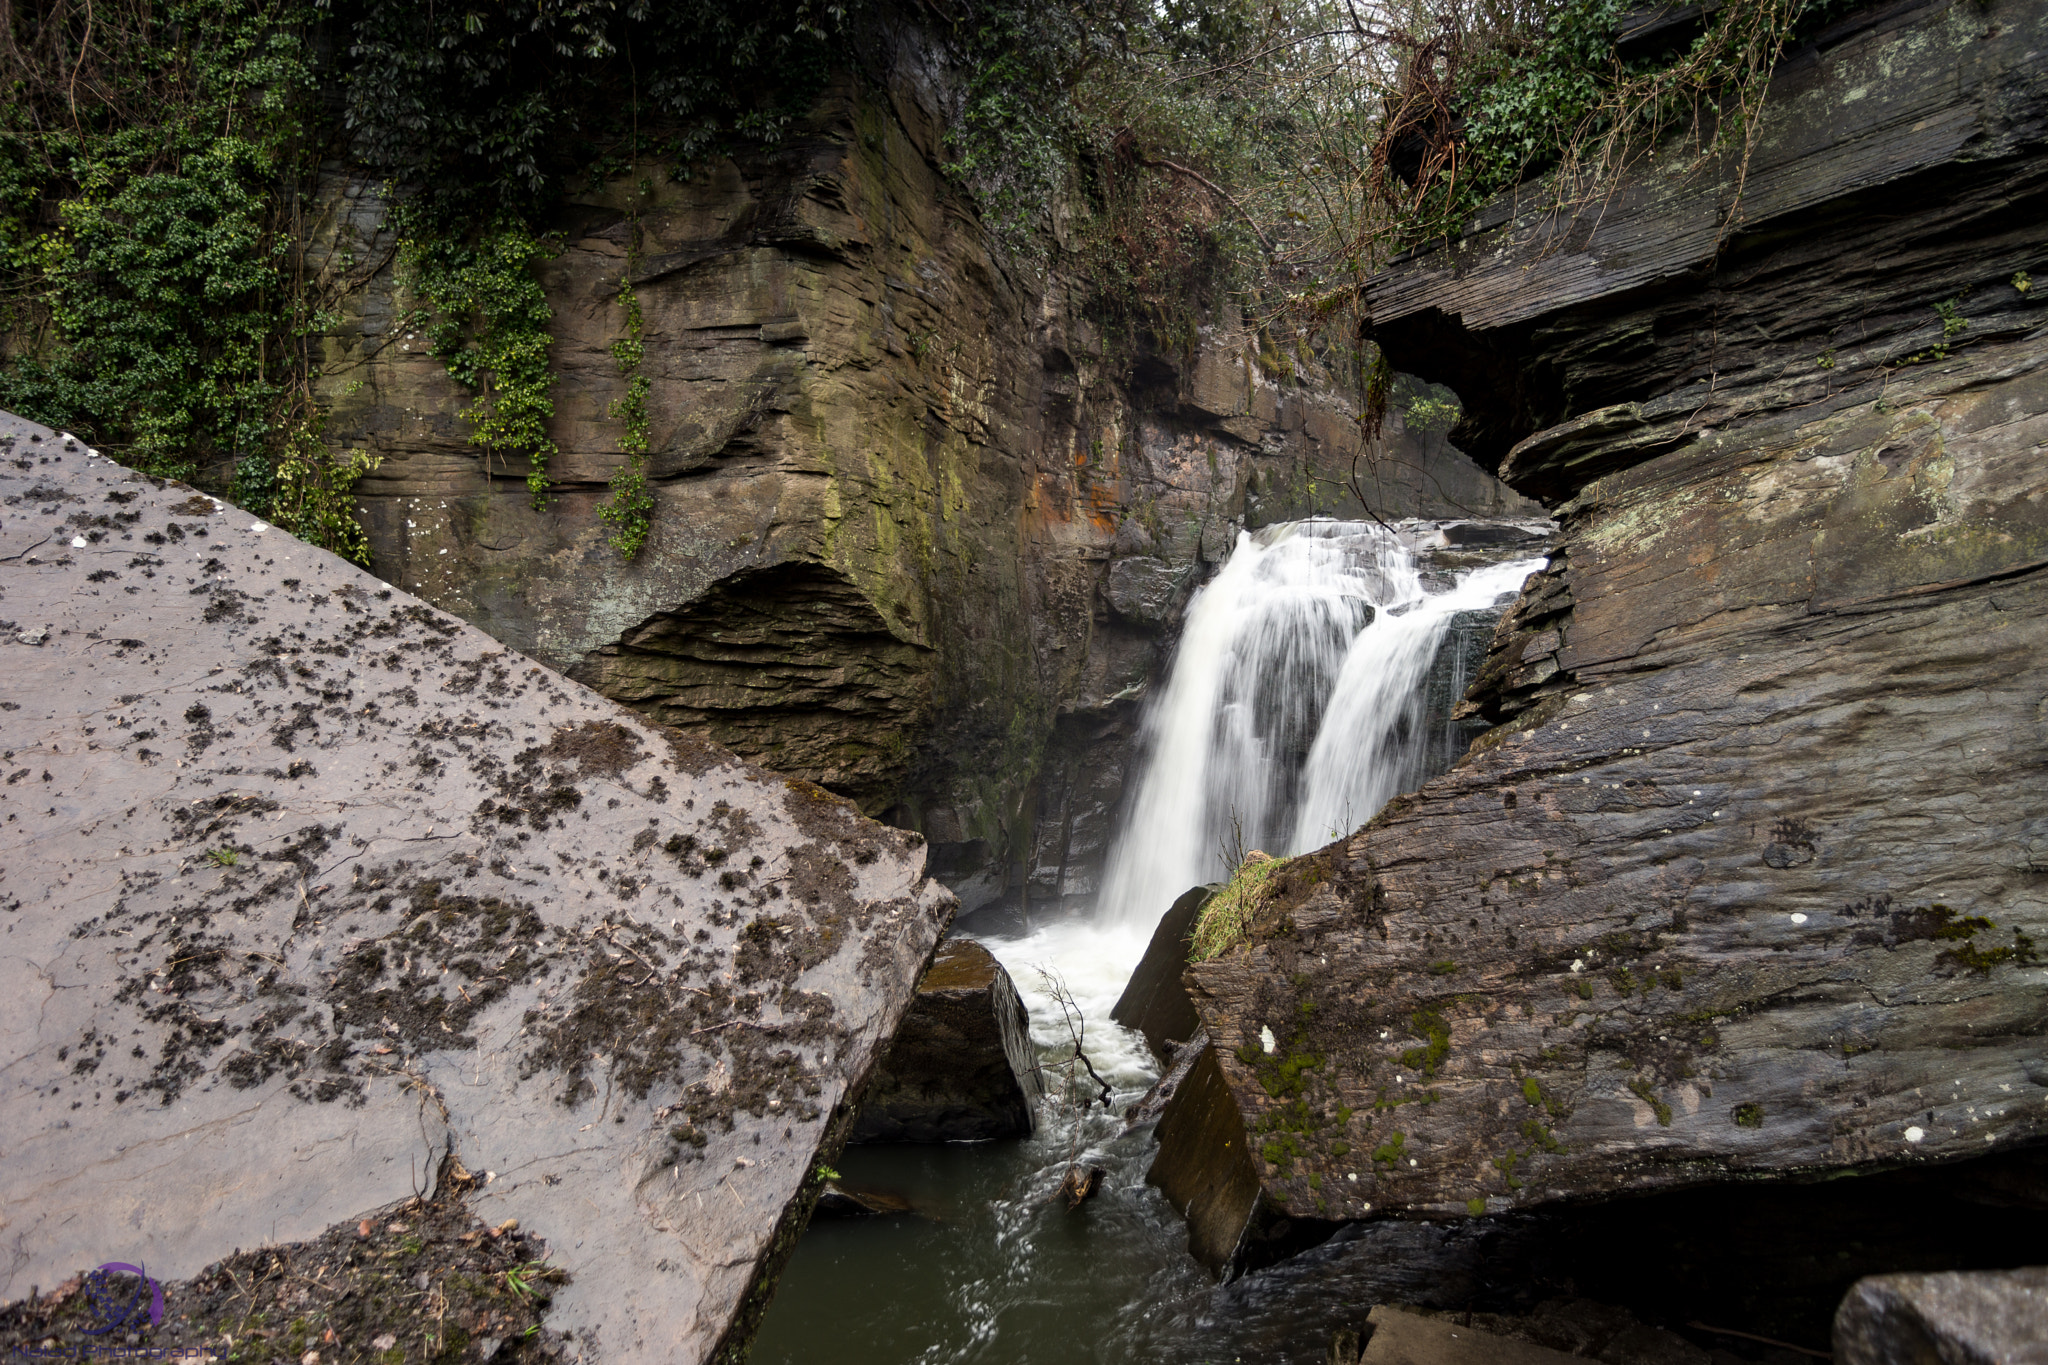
[598,233,655,559]
[394,207,558,506]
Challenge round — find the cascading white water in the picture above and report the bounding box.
[1097,519,1544,931]
[757,518,1547,1365]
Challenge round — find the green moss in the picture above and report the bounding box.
[1400,1008,1450,1078]
[1521,1077,1543,1106]
[1628,1077,1674,1126]
[1329,1140,1351,1157]
[1609,967,1638,997]
[1733,1103,1764,1129]
[1938,927,2039,975]
[1371,1131,1407,1167]
[1427,960,1459,976]
[1467,1197,1487,1216]
[1573,979,1594,1000]
[1519,1118,1565,1153]
[1491,1150,1524,1190]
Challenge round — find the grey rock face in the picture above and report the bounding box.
[848,938,1042,1143]
[0,411,951,1363]
[1112,883,1218,1055]
[1104,557,1192,626]
[1834,1268,2048,1365]
[1177,0,2048,1232]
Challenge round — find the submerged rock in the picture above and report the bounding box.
[812,1183,916,1218]
[849,938,1042,1143]
[1358,1307,1586,1365]
[0,412,952,1363]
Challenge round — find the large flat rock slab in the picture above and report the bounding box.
[0,411,952,1362]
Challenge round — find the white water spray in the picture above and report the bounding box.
[1096,519,1543,932]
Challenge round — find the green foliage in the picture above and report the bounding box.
[1405,394,1463,435]
[1936,298,1968,339]
[0,0,316,484]
[598,256,655,558]
[395,208,558,504]
[1732,1103,1764,1129]
[1190,850,1283,960]
[316,0,850,213]
[207,847,239,866]
[1371,1130,1407,1167]
[270,431,383,565]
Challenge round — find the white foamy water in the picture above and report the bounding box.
[754,519,1548,1365]
[1096,520,1544,932]
[1291,552,1547,850]
[980,920,1160,1091]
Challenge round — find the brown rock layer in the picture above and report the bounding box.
[849,937,1042,1143]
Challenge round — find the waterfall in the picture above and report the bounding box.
[1096,519,1544,930]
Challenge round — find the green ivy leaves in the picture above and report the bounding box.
[395,209,559,505]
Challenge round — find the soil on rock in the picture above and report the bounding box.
[0,1165,569,1365]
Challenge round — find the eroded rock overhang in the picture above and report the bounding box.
[1180,0,2048,1229]
[0,410,954,1363]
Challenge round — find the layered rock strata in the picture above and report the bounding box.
[307,36,1536,909]
[1173,0,2048,1236]
[0,411,951,1364]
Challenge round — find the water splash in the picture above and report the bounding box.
[1097,520,1543,931]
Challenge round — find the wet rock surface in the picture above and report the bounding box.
[0,411,952,1363]
[1358,1306,1589,1365]
[1833,1267,2048,1365]
[848,938,1041,1143]
[1112,883,1217,1055]
[1145,1045,1265,1270]
[1182,0,2048,1234]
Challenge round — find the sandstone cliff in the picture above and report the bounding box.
[1175,0,2048,1239]
[307,39,1535,915]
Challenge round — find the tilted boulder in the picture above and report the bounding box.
[0,411,952,1363]
[849,937,1042,1143]
[1834,1268,2048,1365]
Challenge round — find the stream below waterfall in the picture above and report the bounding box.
[752,521,1548,1364]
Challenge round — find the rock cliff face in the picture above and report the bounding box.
[1179,0,2048,1232]
[0,411,950,1364]
[307,39,1534,912]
